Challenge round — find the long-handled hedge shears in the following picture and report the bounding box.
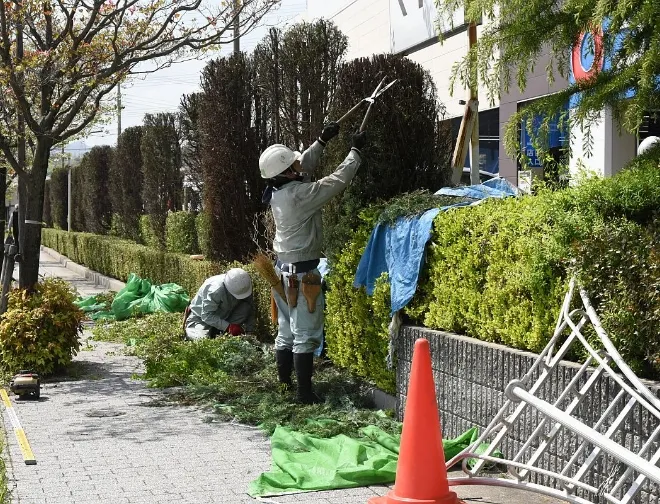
[336,77,398,131]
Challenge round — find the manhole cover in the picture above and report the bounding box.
[85,409,126,418]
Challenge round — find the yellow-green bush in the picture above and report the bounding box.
[325,209,394,393]
[41,229,276,339]
[195,212,212,258]
[166,211,198,254]
[0,279,84,375]
[326,157,660,390]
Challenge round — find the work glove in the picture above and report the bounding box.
[352,131,367,151]
[226,324,244,336]
[319,122,340,144]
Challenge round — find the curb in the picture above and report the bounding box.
[366,387,397,411]
[40,246,126,292]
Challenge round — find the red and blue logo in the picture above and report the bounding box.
[570,28,604,83]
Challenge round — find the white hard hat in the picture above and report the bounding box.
[224,268,252,299]
[638,136,660,156]
[259,144,297,179]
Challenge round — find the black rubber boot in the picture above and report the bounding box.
[293,352,321,404]
[275,349,293,389]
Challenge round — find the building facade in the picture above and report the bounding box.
[306,0,657,186]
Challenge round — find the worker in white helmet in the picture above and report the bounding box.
[638,136,660,156]
[260,122,367,404]
[184,268,255,340]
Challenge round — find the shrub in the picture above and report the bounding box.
[0,279,84,375]
[195,212,212,258]
[110,127,144,241]
[199,53,262,261]
[49,167,68,230]
[41,228,276,339]
[320,54,453,260]
[326,157,660,388]
[80,146,114,234]
[140,214,162,249]
[253,20,348,148]
[572,219,660,376]
[166,211,198,254]
[141,113,182,248]
[110,213,128,238]
[325,209,395,393]
[71,163,86,232]
[42,181,53,228]
[179,93,203,207]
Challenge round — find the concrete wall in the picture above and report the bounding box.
[397,326,660,503]
[570,107,637,178]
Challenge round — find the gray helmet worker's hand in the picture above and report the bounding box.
[320,122,340,143]
[352,131,367,151]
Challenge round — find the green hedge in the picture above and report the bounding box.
[326,157,660,392]
[195,212,212,258]
[140,215,162,249]
[166,211,198,255]
[41,229,276,339]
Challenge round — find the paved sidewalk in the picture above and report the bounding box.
[1,252,563,504]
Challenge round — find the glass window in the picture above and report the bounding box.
[450,107,500,177]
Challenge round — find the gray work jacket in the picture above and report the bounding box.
[186,274,256,333]
[270,141,362,264]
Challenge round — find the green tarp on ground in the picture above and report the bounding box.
[75,273,190,321]
[249,424,498,497]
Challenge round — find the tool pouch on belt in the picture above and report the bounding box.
[286,275,299,308]
[270,291,278,324]
[301,272,322,313]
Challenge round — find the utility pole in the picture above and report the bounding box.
[117,84,122,138]
[450,21,480,185]
[62,144,71,232]
[468,22,480,185]
[233,0,240,54]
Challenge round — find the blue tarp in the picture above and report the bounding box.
[435,177,519,200]
[354,179,518,315]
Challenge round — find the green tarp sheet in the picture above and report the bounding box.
[75,273,190,321]
[249,424,499,497]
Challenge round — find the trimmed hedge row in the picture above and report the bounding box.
[41,229,276,339]
[326,157,660,393]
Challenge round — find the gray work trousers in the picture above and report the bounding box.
[273,267,324,354]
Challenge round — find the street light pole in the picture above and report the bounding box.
[233,0,240,54]
[67,167,72,232]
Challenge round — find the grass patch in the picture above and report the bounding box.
[92,313,401,438]
[0,432,10,503]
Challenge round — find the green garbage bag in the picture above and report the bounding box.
[111,273,190,321]
[248,424,497,497]
[74,295,107,313]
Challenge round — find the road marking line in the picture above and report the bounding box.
[0,389,36,465]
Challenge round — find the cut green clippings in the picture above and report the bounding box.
[376,190,472,225]
[96,313,401,439]
[92,312,182,345]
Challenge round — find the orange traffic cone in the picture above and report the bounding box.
[369,338,461,504]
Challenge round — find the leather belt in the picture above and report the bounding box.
[276,259,320,274]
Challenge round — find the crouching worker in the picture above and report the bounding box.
[184,268,255,340]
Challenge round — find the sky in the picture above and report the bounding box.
[77,0,309,153]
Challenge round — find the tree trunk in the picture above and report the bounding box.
[0,166,6,238]
[19,140,50,291]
